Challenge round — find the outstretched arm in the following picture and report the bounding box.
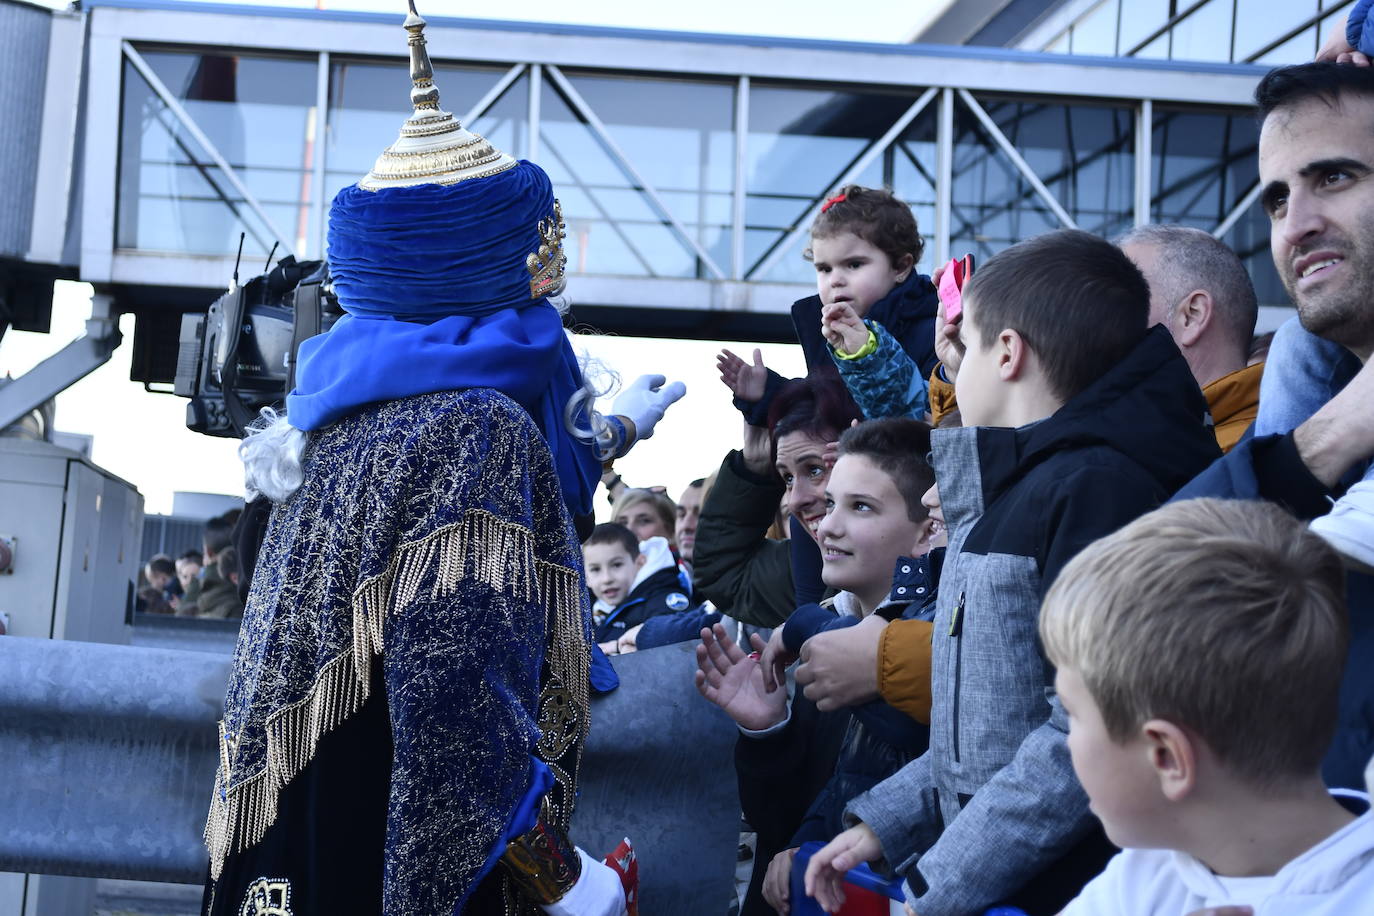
[694,623,787,731]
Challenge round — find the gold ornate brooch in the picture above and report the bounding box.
[526,200,567,300]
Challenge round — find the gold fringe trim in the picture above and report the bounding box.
[205,509,588,881]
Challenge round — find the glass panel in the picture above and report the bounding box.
[1119,0,1170,53]
[118,50,318,259]
[326,60,515,213]
[1254,25,1319,63]
[1321,3,1359,47]
[1151,108,1284,307]
[1044,31,1070,54]
[745,85,923,283]
[1069,0,1120,56]
[548,71,735,280]
[1234,0,1321,60]
[949,96,1135,264]
[1170,0,1237,62]
[887,124,939,279]
[1136,33,1171,59]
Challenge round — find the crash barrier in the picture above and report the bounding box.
[0,637,738,914]
[128,612,240,655]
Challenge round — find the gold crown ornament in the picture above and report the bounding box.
[358,1,517,190]
[527,201,568,299]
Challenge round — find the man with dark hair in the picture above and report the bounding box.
[1117,224,1262,452]
[1177,59,1374,790]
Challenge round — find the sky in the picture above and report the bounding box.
[2,0,952,525]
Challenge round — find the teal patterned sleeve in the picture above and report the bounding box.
[831,320,931,420]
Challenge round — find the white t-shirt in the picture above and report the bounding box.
[1060,793,1374,916]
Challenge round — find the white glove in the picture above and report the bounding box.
[541,849,627,916]
[611,374,686,441]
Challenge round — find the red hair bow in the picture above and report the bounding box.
[821,193,847,213]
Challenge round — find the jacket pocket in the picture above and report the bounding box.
[949,590,965,763]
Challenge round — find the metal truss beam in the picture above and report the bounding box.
[750,87,938,280]
[121,41,296,257]
[544,64,726,280]
[1213,180,1264,240]
[956,88,1076,230]
[463,62,526,129]
[0,294,120,432]
[89,4,1265,107]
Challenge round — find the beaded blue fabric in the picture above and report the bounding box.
[205,388,591,915]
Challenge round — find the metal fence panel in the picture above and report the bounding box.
[0,636,739,913]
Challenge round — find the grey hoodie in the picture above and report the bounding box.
[844,328,1221,915]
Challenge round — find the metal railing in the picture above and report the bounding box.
[0,636,739,914]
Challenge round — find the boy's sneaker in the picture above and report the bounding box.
[1311,481,1374,574]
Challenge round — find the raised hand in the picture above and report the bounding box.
[741,420,774,477]
[932,307,964,385]
[803,823,883,913]
[821,302,869,355]
[717,348,769,403]
[1316,14,1370,65]
[612,374,687,441]
[693,623,787,731]
[821,421,857,473]
[929,262,965,384]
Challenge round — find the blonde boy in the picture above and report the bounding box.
[1041,498,1372,915]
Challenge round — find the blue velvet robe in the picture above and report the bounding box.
[203,388,591,915]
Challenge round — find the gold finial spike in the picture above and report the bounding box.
[405,0,440,112]
[358,0,517,189]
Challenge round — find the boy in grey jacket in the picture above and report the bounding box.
[804,230,1221,915]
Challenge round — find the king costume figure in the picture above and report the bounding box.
[201,5,680,914]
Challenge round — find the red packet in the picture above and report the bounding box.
[603,837,638,916]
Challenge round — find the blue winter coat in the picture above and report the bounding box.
[1349,0,1374,55]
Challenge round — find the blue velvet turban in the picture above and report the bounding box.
[326,160,553,320]
[285,161,599,519]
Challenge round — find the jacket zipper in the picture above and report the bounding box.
[950,590,965,763]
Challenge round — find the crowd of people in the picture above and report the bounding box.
[136,509,244,618]
[190,5,1374,913]
[565,51,1374,916]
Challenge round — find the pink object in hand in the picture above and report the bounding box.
[938,259,963,323]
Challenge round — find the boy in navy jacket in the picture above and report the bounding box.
[583,523,696,652]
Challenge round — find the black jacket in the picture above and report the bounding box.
[792,270,941,381]
[591,565,694,644]
[736,271,941,426]
[692,450,795,627]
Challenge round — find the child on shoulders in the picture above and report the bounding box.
[718,185,939,425]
